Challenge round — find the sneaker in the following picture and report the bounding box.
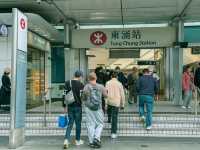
[63,139,69,149]
[89,143,95,148]
[111,134,117,139]
[181,106,186,109]
[75,139,84,146]
[187,106,192,109]
[146,126,152,130]
[93,138,101,148]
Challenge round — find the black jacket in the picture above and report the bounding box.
[194,67,200,88]
[0,74,11,105]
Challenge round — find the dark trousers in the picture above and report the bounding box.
[107,105,119,134]
[65,106,82,141]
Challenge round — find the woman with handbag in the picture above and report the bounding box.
[0,68,11,112]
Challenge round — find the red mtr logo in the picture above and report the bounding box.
[90,31,107,46]
[20,18,26,30]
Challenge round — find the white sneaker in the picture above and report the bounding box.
[187,106,192,109]
[146,126,152,130]
[63,139,69,149]
[181,106,186,109]
[75,139,84,146]
[111,134,117,139]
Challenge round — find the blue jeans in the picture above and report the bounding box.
[183,90,192,107]
[65,106,82,141]
[139,95,154,127]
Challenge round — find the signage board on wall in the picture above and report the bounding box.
[137,60,157,65]
[191,47,200,55]
[17,11,27,52]
[0,24,8,36]
[109,49,140,58]
[11,9,28,131]
[72,27,176,48]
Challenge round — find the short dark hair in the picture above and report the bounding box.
[143,68,149,74]
[115,66,120,70]
[111,71,118,78]
[74,70,83,78]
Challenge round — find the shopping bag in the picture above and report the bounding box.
[58,114,68,128]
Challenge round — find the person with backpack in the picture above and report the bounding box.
[63,70,84,149]
[105,71,125,139]
[82,72,107,149]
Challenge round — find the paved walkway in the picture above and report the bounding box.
[1,136,200,150]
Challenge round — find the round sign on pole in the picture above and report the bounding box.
[90,31,107,46]
[20,18,26,30]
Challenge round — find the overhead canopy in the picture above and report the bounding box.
[0,0,199,25]
[0,13,62,42]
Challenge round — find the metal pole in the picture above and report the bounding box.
[9,8,18,148]
[42,91,47,127]
[195,87,198,116]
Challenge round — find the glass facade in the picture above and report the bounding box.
[26,48,45,109]
[51,47,65,83]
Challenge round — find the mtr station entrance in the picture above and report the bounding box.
[1,22,200,148]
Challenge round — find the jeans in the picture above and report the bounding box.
[85,107,104,144]
[183,90,192,107]
[139,95,154,127]
[65,106,82,141]
[107,105,119,134]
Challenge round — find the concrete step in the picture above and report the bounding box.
[1,113,200,137]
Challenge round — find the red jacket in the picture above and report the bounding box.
[182,72,193,92]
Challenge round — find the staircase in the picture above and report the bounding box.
[1,112,200,137]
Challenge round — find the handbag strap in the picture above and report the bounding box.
[70,80,74,91]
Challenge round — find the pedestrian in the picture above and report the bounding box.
[182,66,194,109]
[115,66,127,88]
[194,63,200,102]
[136,68,158,130]
[105,71,125,139]
[127,67,138,104]
[95,67,107,114]
[63,70,84,149]
[0,67,11,112]
[152,70,160,101]
[82,72,107,148]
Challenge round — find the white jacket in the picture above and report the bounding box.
[105,78,125,107]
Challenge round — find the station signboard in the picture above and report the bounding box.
[72,27,176,48]
[137,60,157,65]
[10,8,28,148]
[109,49,140,58]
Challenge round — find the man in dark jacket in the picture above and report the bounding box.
[115,66,127,88]
[194,63,200,103]
[63,70,84,149]
[136,68,158,130]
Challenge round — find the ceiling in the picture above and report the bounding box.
[0,0,200,25]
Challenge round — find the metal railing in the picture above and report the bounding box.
[194,86,200,116]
